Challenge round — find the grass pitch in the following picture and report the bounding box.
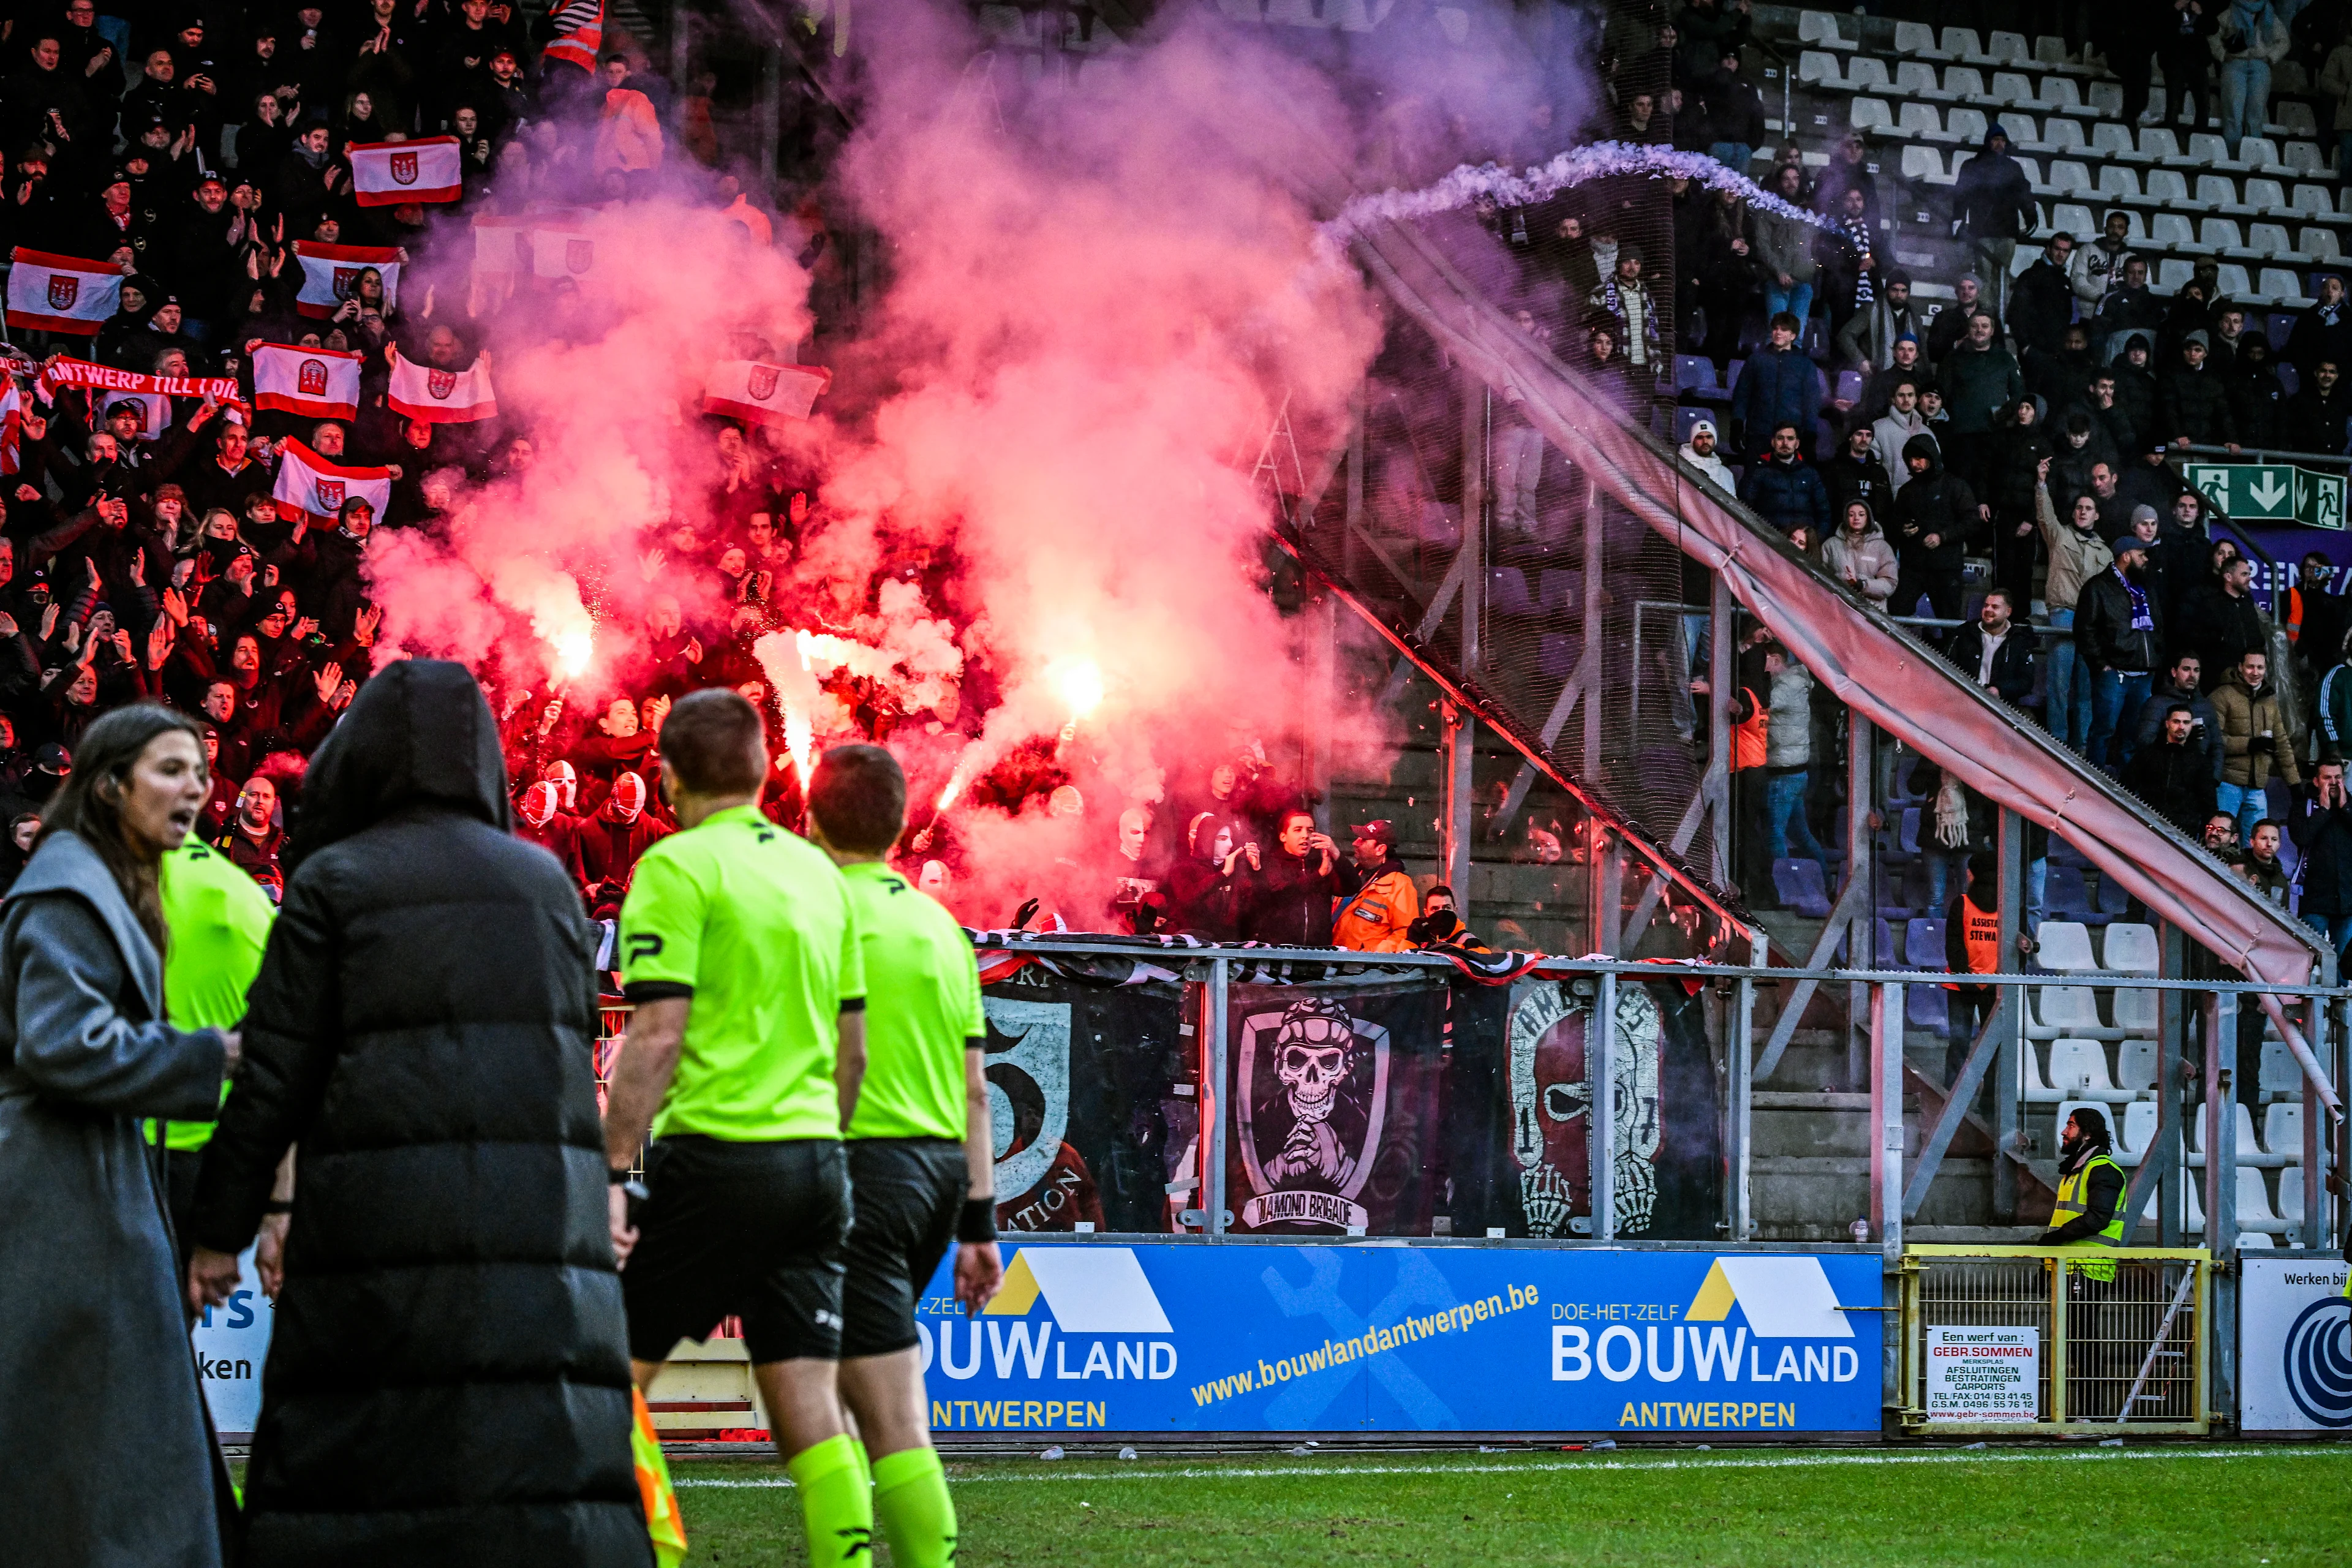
[671,1443,2352,1566]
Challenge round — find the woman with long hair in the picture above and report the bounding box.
[0,704,239,1567]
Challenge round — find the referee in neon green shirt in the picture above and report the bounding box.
[805,744,1002,1568]
[603,688,875,1566]
[149,839,274,1283]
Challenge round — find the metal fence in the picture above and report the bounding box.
[1898,1245,2211,1433]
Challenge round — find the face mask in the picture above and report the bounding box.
[606,772,646,824]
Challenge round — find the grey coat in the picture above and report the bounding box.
[0,832,231,1568]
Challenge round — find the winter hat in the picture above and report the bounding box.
[1691,418,1717,442]
[2184,329,2211,349]
[2131,505,2160,528]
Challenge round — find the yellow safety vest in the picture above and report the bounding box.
[2052,1152,2127,1282]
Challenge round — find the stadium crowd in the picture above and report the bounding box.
[1506,1,2352,949]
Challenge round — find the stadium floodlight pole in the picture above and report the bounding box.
[1592,970,1616,1244]
[1207,956,1229,1238]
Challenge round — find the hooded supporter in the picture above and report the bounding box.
[576,768,669,918]
[184,660,646,1562]
[513,778,586,888]
[1163,810,1246,941]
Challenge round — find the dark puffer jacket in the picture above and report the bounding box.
[1739,452,1833,540]
[190,660,649,1566]
[1888,436,1982,570]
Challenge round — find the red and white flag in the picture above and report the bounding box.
[472,216,530,276]
[386,344,497,423]
[703,361,831,425]
[292,241,405,318]
[6,249,121,335]
[349,136,462,207]
[0,378,21,476]
[532,223,598,280]
[543,0,602,71]
[252,344,363,419]
[274,438,393,526]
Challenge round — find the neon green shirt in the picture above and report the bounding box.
[840,860,982,1142]
[149,840,274,1152]
[618,804,865,1142]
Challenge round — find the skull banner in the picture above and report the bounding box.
[1227,978,1446,1235]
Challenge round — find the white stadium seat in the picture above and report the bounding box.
[2155,214,2200,251]
[2102,924,2159,975]
[2263,1101,2304,1159]
[1851,97,1894,132]
[2118,1098,2159,1165]
[1989,30,2029,63]
[2049,1039,2131,1102]
[2249,222,2294,257]
[2036,921,2097,973]
[1895,20,1940,55]
[1800,50,1842,85]
[2278,1165,2305,1226]
[2113,987,2158,1038]
[1847,58,1892,92]
[2116,1038,2158,1096]
[1898,60,1942,97]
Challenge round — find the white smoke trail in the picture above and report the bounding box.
[1319,141,1837,254]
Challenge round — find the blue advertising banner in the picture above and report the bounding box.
[914,1243,1882,1436]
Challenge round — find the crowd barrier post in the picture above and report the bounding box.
[2204,993,2242,1423]
[1591,970,1617,1243]
[1207,954,1231,1238]
[1871,981,1905,1259]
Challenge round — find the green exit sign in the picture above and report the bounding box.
[2185,462,2346,529]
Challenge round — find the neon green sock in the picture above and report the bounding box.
[872,1446,958,1568]
[850,1436,873,1491]
[786,1433,876,1565]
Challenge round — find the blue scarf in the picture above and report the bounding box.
[2117,565,2153,631]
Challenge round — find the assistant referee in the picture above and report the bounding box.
[603,688,874,1566]
[805,744,1003,1568]
[149,839,275,1289]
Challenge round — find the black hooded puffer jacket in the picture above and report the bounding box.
[1888,434,1983,570]
[190,659,650,1566]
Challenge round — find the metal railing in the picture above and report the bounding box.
[1898,1245,2211,1433]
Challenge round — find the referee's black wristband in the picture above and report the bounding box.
[958,1197,998,1244]
[608,1165,633,1186]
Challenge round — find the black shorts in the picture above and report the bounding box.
[841,1139,967,1359]
[622,1134,849,1365]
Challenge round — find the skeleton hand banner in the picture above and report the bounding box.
[1224,978,1447,1236]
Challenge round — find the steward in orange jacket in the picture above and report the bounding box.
[1333,819,1420,952]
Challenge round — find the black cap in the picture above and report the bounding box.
[36,743,69,775]
[1350,820,1396,846]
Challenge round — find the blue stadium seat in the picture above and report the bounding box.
[1834,369,1864,406]
[1487,567,1534,616]
[1773,859,1834,917]
[2095,870,2132,918]
[1900,806,1924,859]
[1674,355,1714,394]
[1907,984,1950,1032]
[1537,633,1580,677]
[2044,863,2096,921]
[1906,917,1947,968]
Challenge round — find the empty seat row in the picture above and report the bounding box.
[1888,23,2062,66]
[2033,921,2156,976]
[2056,1094,2308,1165]
[2097,1152,2312,1236]
[2026,984,2157,1042]
[2048,203,2345,262]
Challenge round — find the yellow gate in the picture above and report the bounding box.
[1898,1246,2211,1435]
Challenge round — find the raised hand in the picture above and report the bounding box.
[313,660,344,705]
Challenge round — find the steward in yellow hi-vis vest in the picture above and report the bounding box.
[2038,1106,2128,1281]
